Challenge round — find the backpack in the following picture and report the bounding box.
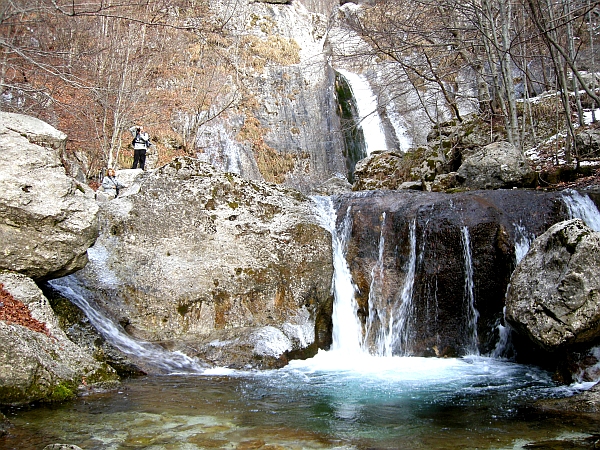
[132,132,145,147]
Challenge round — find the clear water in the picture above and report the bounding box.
[1,353,597,449]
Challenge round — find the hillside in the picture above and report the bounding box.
[1,0,600,190]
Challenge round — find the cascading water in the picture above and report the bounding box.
[390,219,418,356]
[461,226,479,355]
[562,188,600,231]
[336,69,387,155]
[513,222,536,263]
[48,276,206,374]
[364,212,387,354]
[311,196,363,353]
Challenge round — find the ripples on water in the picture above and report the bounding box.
[2,352,599,449]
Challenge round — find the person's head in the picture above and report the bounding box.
[107,168,116,177]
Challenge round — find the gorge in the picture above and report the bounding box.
[4,0,600,447]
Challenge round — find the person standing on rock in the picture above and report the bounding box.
[129,125,152,170]
[101,168,127,199]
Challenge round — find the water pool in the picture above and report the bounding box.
[2,353,598,449]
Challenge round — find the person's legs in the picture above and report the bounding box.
[132,149,141,169]
[139,150,146,170]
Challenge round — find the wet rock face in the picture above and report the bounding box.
[0,112,99,281]
[77,157,333,369]
[505,219,600,352]
[335,190,568,356]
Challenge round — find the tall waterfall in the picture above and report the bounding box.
[48,276,207,374]
[336,69,387,155]
[312,196,363,353]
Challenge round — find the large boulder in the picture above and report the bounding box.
[336,189,568,357]
[74,157,333,369]
[352,151,408,191]
[505,219,600,351]
[0,112,99,281]
[456,141,536,189]
[0,272,119,406]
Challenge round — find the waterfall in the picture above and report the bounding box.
[392,219,418,356]
[562,188,600,231]
[311,196,363,353]
[336,69,387,155]
[364,212,388,355]
[48,276,206,375]
[513,222,536,264]
[461,226,479,355]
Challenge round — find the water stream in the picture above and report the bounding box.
[3,192,600,449]
[336,69,387,155]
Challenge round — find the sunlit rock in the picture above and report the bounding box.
[457,141,536,189]
[506,219,600,351]
[0,112,99,281]
[75,157,333,369]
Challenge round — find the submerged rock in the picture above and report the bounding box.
[505,219,600,351]
[0,272,119,406]
[75,157,333,369]
[0,112,99,281]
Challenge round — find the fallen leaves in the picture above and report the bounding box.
[0,283,52,337]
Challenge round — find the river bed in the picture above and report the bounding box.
[2,353,598,449]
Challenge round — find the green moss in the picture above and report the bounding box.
[228,201,239,209]
[48,381,76,402]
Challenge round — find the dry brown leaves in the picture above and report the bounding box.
[0,283,52,337]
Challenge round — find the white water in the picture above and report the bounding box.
[513,222,536,263]
[311,196,363,353]
[48,276,206,375]
[461,226,479,355]
[386,99,412,151]
[336,69,388,155]
[562,188,600,231]
[364,212,387,354]
[393,219,418,356]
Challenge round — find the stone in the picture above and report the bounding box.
[505,219,600,351]
[398,181,423,190]
[43,445,84,450]
[0,272,119,406]
[0,112,99,281]
[456,141,537,189]
[576,128,600,159]
[336,189,568,357]
[352,151,407,191]
[312,175,352,195]
[75,157,333,369]
[430,172,459,192]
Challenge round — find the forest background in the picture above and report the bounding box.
[1,0,599,186]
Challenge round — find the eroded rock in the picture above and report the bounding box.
[456,141,536,189]
[0,112,99,281]
[0,272,119,406]
[75,157,333,369]
[505,219,600,351]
